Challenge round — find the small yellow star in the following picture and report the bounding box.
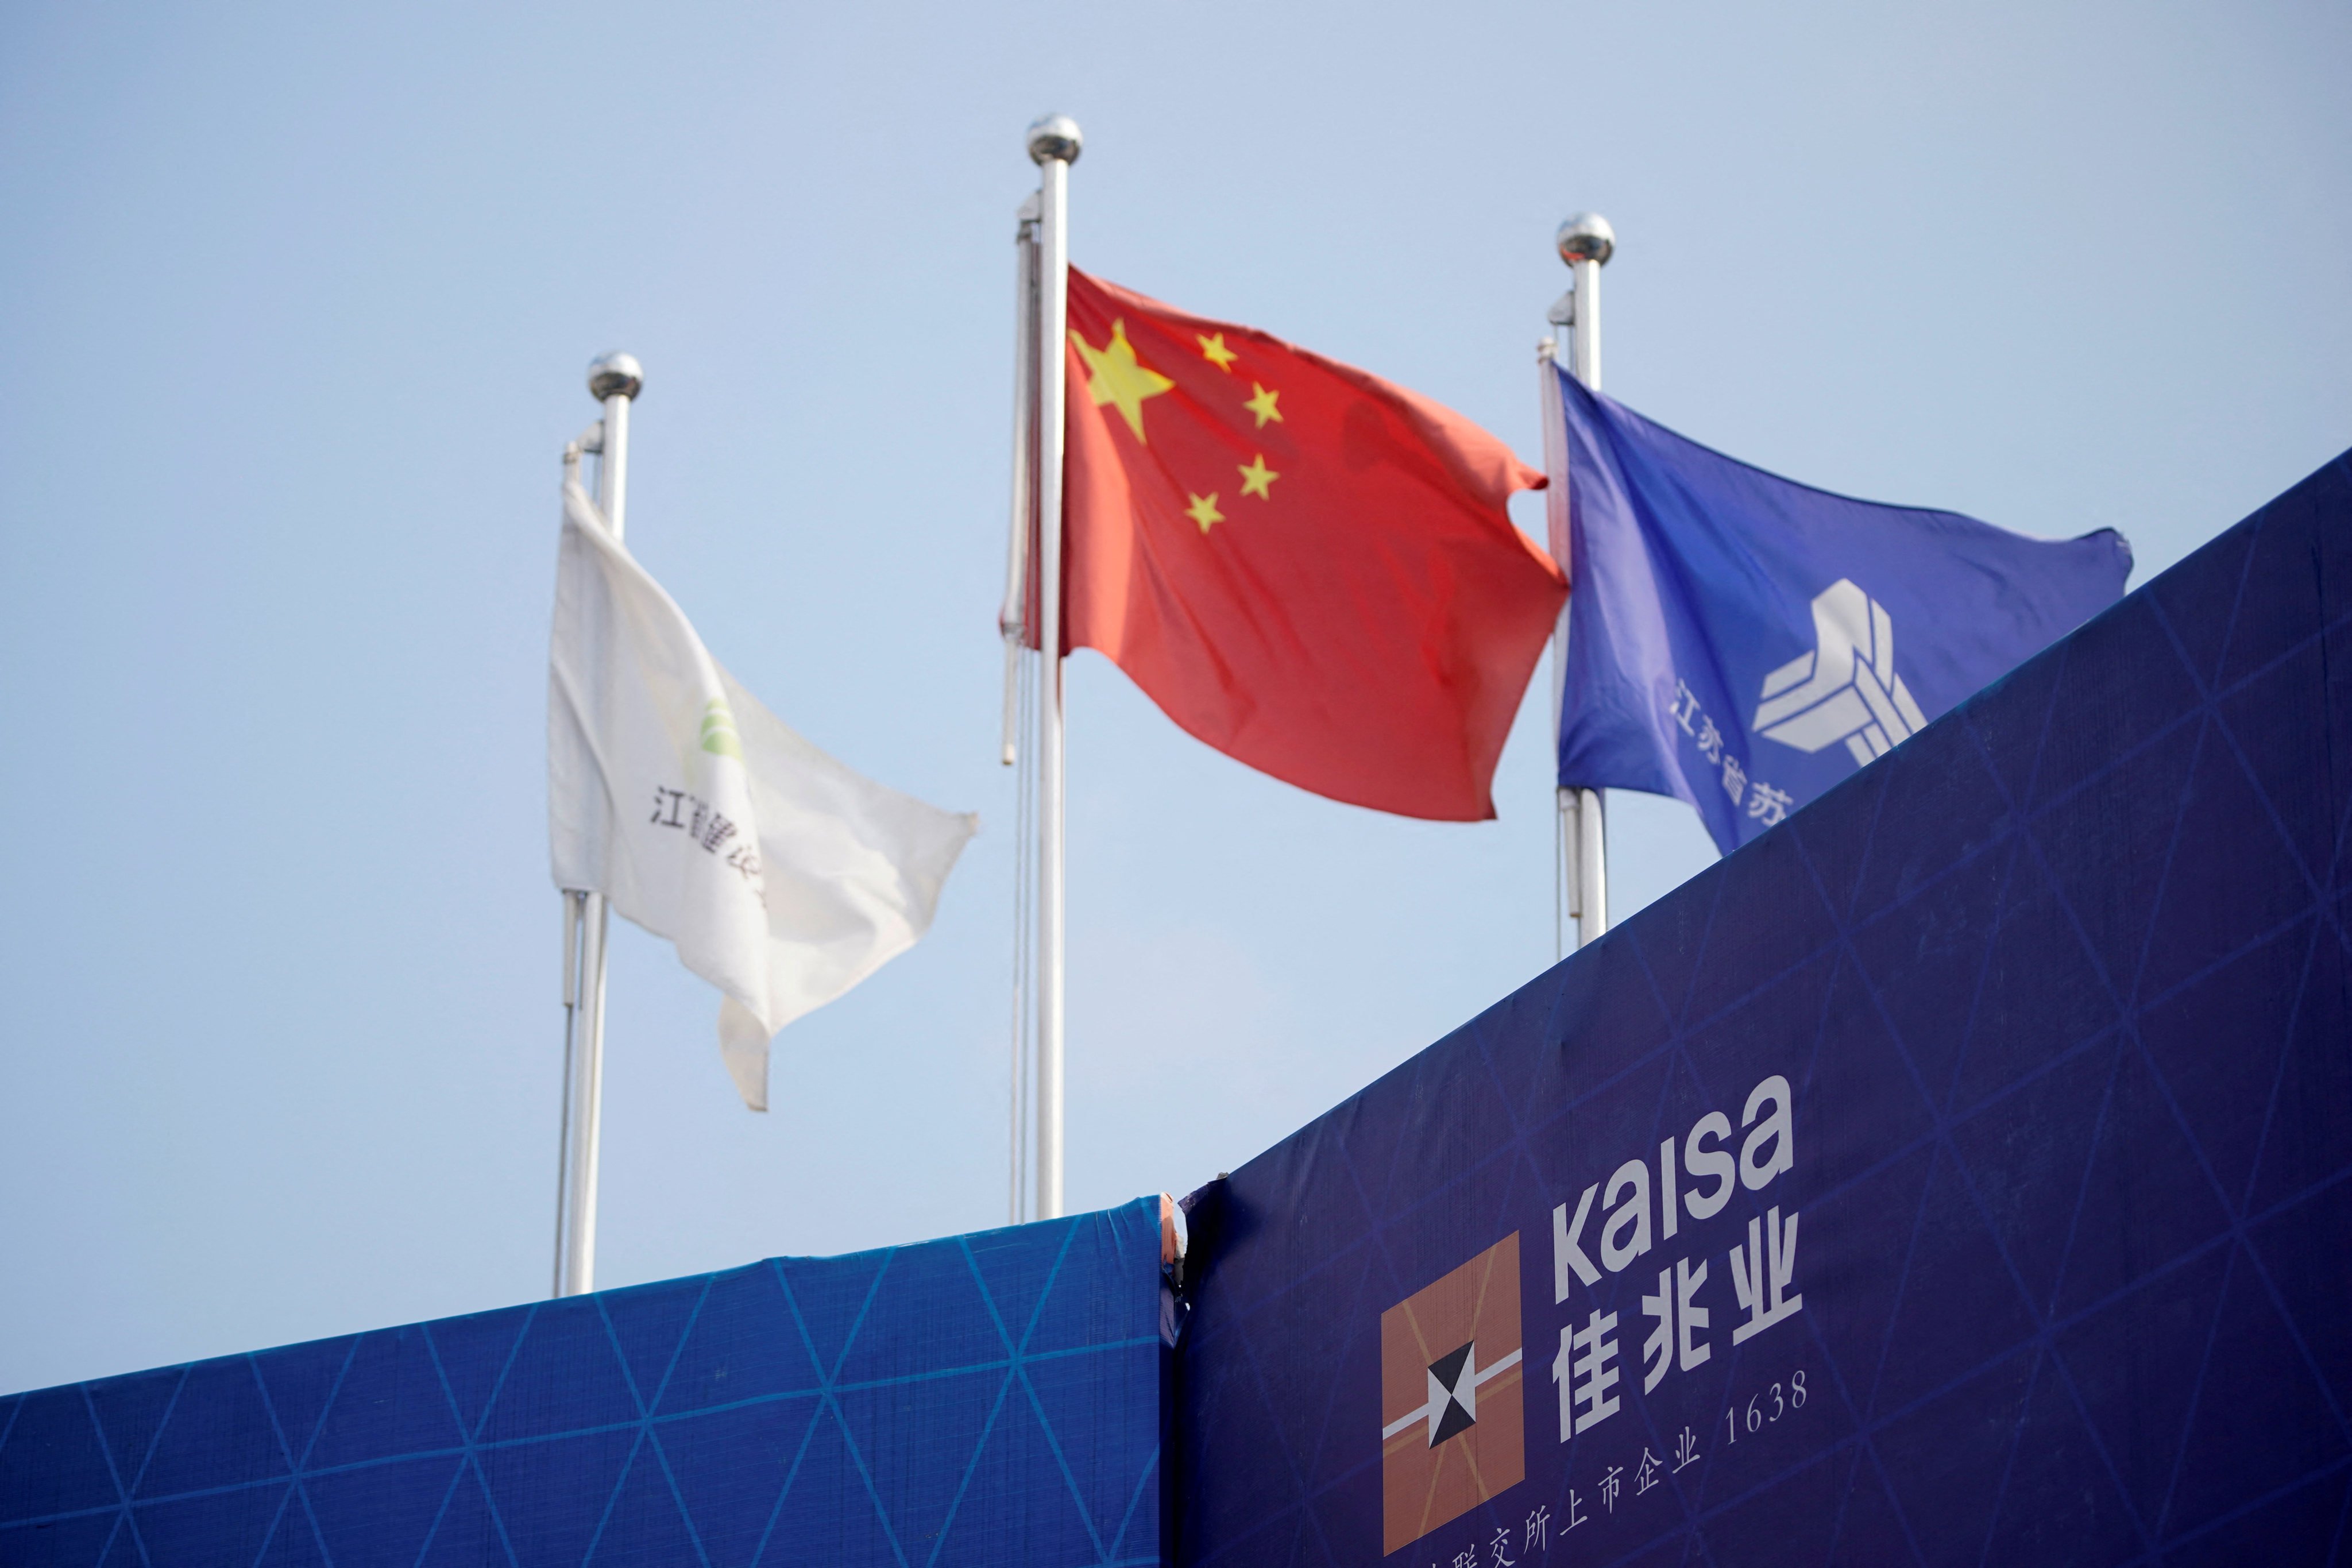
[1244,383,1283,428]
[1069,319,1174,442]
[1185,492,1225,533]
[1197,332,1238,372]
[1238,454,1279,499]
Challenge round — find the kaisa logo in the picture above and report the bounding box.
[1753,579,1928,765]
[1380,1233,1524,1555]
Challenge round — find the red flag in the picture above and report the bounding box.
[1053,269,1564,821]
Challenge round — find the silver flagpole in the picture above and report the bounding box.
[1001,194,1041,769]
[1001,191,1041,1225]
[1027,113,1079,1221]
[554,350,643,1297]
[1552,216,1615,952]
[1541,303,1573,961]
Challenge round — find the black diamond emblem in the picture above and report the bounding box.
[1428,1341,1477,1447]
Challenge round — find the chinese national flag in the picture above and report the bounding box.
[1056,269,1564,821]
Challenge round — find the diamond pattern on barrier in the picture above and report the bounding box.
[0,1202,1167,1568]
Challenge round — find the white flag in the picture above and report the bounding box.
[547,478,977,1110]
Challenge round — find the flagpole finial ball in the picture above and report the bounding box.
[1026,114,1083,166]
[587,352,643,402]
[1557,214,1616,268]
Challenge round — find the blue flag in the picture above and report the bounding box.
[1546,364,2131,853]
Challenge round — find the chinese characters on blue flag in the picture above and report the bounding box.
[1546,364,2132,852]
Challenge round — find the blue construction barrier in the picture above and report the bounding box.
[1173,453,2352,1565]
[0,1198,1168,1567]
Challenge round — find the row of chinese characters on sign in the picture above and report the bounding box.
[1424,1432,1697,1568]
[1553,1207,1803,1437]
[1426,1509,1563,1568]
[1484,1366,1812,1565]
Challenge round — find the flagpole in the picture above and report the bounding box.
[554,350,642,1297]
[1001,193,1041,768]
[1553,215,1614,952]
[1027,114,1080,1221]
[1542,306,1573,961]
[1001,191,1041,1225]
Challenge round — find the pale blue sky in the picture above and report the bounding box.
[2,1,2345,1393]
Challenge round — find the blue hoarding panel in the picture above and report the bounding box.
[1175,452,2352,1566]
[0,1199,1167,1567]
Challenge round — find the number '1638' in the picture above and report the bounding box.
[1721,1368,1806,1445]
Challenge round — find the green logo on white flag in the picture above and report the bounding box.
[700,697,743,760]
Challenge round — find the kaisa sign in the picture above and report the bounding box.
[1379,1076,1799,1562]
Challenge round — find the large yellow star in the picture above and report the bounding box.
[1070,319,1173,442]
[1244,382,1283,428]
[1185,492,1225,533]
[1238,454,1279,499]
[1197,332,1238,372]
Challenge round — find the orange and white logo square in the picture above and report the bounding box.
[1380,1233,1524,1555]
